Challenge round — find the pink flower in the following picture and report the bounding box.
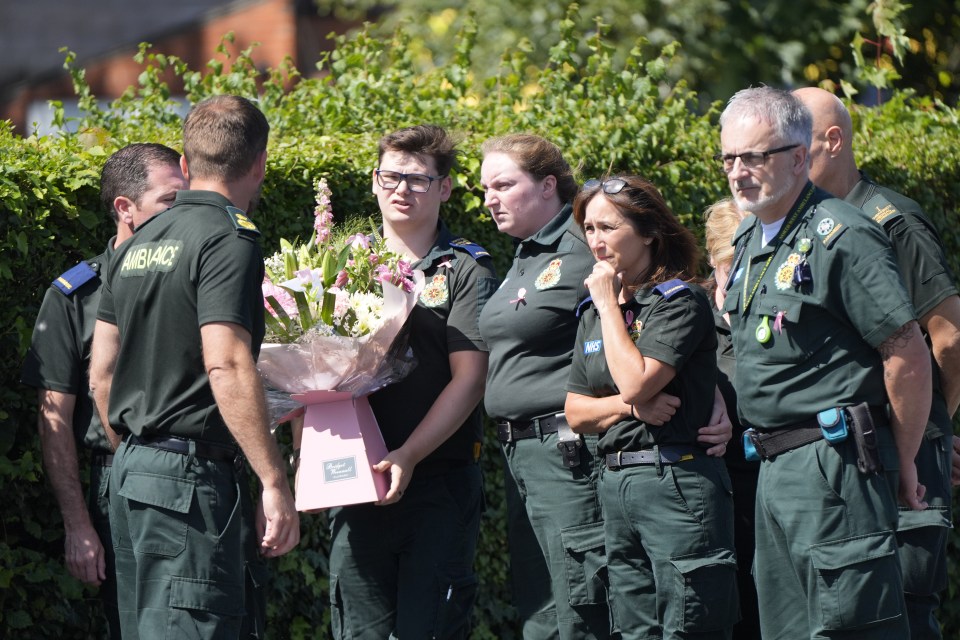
[375,265,393,284]
[262,277,298,318]
[368,253,381,265]
[397,260,413,277]
[348,233,370,250]
[335,270,349,288]
[313,178,335,246]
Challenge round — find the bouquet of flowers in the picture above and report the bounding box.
[257,178,424,398]
[256,178,424,511]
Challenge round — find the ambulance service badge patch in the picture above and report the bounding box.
[775,253,802,290]
[535,259,562,290]
[420,274,448,307]
[816,218,835,236]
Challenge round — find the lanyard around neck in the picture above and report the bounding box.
[739,184,815,315]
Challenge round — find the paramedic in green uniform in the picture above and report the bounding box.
[718,86,931,639]
[796,86,960,640]
[325,125,498,640]
[90,95,300,640]
[565,174,739,640]
[21,143,185,638]
[479,134,613,639]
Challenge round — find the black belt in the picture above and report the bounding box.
[750,405,887,460]
[128,434,242,465]
[605,445,700,470]
[496,413,565,442]
[91,452,114,467]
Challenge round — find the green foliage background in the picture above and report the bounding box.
[2,12,959,639]
[314,0,960,106]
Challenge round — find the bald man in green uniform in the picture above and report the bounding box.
[796,86,960,640]
[90,95,299,639]
[718,86,931,639]
[21,143,185,638]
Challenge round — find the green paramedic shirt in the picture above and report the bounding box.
[21,244,116,453]
[369,220,498,462]
[97,190,265,444]
[479,204,594,421]
[722,183,916,430]
[846,173,959,439]
[567,280,717,454]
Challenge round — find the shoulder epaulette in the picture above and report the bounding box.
[654,279,689,300]
[863,193,903,229]
[449,237,490,260]
[575,295,594,318]
[52,260,99,296]
[813,213,849,249]
[221,205,261,240]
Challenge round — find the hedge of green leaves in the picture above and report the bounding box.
[2,10,959,638]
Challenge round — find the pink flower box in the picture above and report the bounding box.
[292,390,388,511]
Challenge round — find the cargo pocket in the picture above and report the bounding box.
[167,575,244,639]
[809,531,904,630]
[667,548,739,632]
[118,471,194,557]
[560,521,608,607]
[432,572,479,640]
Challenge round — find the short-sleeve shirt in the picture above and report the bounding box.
[97,190,265,443]
[722,183,915,430]
[479,204,593,421]
[845,174,958,438]
[21,245,115,453]
[369,220,498,462]
[567,281,717,454]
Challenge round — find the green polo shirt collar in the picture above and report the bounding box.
[522,204,574,249]
[843,171,875,210]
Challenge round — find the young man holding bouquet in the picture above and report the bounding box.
[90,95,299,639]
[326,124,498,639]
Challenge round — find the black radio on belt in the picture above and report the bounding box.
[555,417,582,468]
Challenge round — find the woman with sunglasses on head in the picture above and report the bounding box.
[479,137,731,638]
[565,175,739,640]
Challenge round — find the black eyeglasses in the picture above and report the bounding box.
[713,144,800,173]
[583,178,627,194]
[375,169,444,193]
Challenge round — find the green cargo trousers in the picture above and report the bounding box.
[753,431,909,640]
[600,451,738,640]
[89,459,121,639]
[108,438,266,640]
[503,455,561,638]
[503,432,612,639]
[898,432,953,640]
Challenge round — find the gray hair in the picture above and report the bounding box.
[719,86,812,149]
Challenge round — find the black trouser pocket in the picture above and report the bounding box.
[432,573,478,639]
